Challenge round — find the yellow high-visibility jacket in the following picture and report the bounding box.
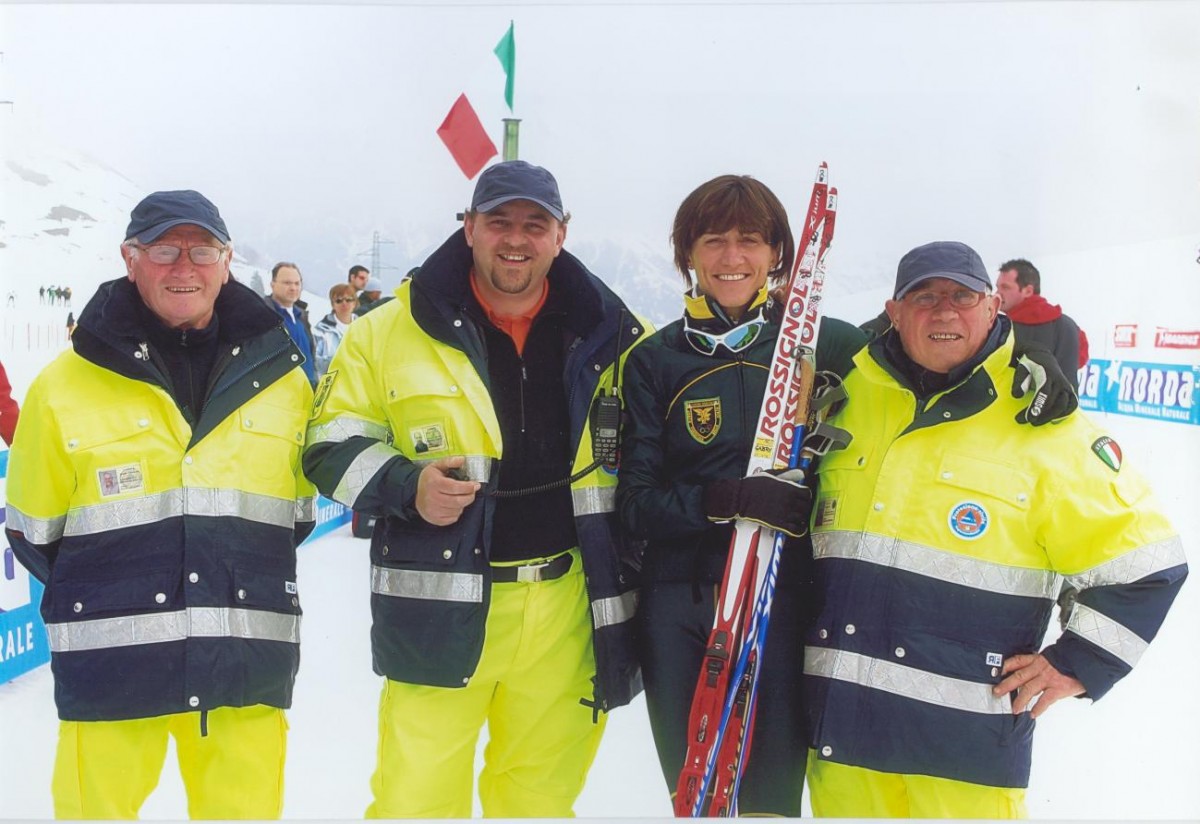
[303,230,651,711]
[6,277,315,721]
[805,328,1186,788]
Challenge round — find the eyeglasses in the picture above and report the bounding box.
[905,288,985,310]
[684,311,767,356]
[333,297,357,304]
[133,244,227,266]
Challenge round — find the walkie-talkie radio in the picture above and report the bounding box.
[590,390,622,468]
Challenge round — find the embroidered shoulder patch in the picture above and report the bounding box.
[684,397,722,445]
[310,370,337,421]
[1091,436,1122,473]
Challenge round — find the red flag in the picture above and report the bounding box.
[437,94,498,179]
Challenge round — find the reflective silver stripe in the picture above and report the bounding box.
[295,495,316,523]
[333,442,398,507]
[65,490,181,536]
[371,565,483,604]
[5,504,66,544]
[813,531,1060,600]
[1065,602,1148,668]
[805,647,1012,716]
[188,606,301,644]
[1064,535,1186,590]
[411,455,494,483]
[306,416,391,447]
[592,590,638,629]
[572,485,615,516]
[181,488,296,529]
[46,608,300,653]
[62,489,301,536]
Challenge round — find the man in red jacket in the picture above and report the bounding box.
[0,359,19,445]
[997,258,1089,390]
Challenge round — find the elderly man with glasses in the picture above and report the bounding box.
[5,190,316,819]
[802,241,1187,818]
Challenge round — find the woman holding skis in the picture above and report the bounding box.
[616,174,865,816]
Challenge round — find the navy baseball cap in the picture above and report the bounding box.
[471,161,564,221]
[125,190,230,244]
[894,241,992,299]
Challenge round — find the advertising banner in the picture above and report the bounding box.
[1078,358,1200,425]
[1,451,52,684]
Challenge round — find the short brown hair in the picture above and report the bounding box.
[671,175,794,286]
[328,283,356,303]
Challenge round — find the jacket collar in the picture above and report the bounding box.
[73,276,283,377]
[1005,294,1062,324]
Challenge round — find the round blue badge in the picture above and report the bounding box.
[948,502,988,540]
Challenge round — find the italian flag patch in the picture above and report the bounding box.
[1091,436,1123,473]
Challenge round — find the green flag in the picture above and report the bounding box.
[494,22,515,112]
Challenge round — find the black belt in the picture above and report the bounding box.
[491,552,573,583]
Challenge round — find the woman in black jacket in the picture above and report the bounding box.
[617,175,865,815]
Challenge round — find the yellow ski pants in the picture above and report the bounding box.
[52,704,288,819]
[366,549,606,818]
[807,751,1027,818]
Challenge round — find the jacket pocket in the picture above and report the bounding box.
[52,566,181,622]
[377,504,477,567]
[60,406,159,499]
[934,451,1034,513]
[384,363,475,458]
[233,566,302,615]
[238,401,307,483]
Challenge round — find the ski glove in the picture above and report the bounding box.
[1011,345,1078,426]
[703,469,812,538]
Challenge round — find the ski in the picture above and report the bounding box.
[674,165,831,817]
[707,187,839,815]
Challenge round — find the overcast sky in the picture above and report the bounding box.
[2,0,1198,294]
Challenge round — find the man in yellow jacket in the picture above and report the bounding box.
[304,161,648,817]
[804,240,1187,818]
[5,190,316,819]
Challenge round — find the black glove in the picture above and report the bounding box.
[703,469,812,537]
[1010,346,1078,426]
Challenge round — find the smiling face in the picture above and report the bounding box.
[464,199,565,315]
[886,277,1001,373]
[122,224,230,330]
[689,229,777,320]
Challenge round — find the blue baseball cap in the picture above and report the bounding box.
[125,190,230,244]
[470,160,564,221]
[894,241,991,299]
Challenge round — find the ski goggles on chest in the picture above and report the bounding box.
[683,310,767,356]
